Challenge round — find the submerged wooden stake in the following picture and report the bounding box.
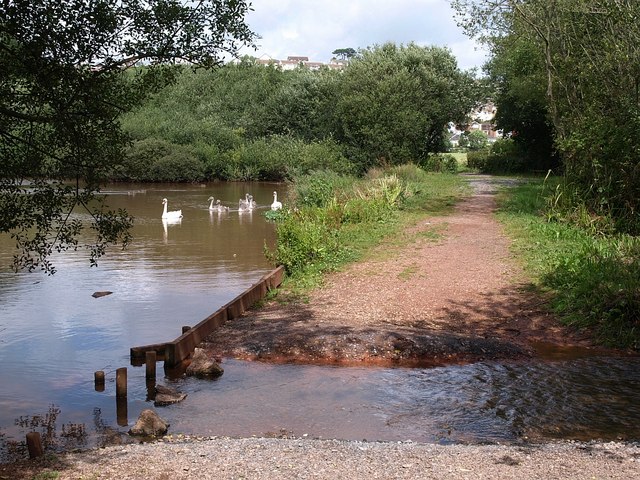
[94,370,105,392]
[116,397,128,427]
[26,432,43,458]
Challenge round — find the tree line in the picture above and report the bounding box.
[117,43,479,183]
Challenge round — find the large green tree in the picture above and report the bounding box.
[485,33,557,170]
[0,0,255,273]
[452,0,640,232]
[335,42,478,171]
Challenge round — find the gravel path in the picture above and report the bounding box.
[3,436,639,479]
[200,175,596,367]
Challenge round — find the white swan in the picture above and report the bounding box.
[271,191,282,210]
[162,198,182,219]
[238,198,250,212]
[208,196,229,212]
[239,193,254,212]
[239,193,256,211]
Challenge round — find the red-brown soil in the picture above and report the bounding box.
[201,175,598,367]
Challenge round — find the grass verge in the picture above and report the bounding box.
[496,177,640,350]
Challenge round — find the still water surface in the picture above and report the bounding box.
[1,183,639,460]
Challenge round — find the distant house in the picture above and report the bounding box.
[255,54,280,67]
[287,56,309,62]
[468,103,500,140]
[235,54,347,71]
[449,102,502,147]
[327,59,348,70]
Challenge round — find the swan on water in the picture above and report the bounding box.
[208,196,229,212]
[271,191,282,210]
[239,193,254,212]
[238,197,250,212]
[162,198,183,219]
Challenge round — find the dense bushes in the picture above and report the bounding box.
[267,169,411,277]
[210,136,352,181]
[114,138,204,182]
[420,153,458,173]
[292,170,355,208]
[466,139,525,174]
[114,135,350,183]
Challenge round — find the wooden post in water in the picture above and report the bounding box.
[145,351,157,380]
[94,370,105,392]
[116,367,127,398]
[146,378,156,402]
[116,397,128,427]
[26,432,43,458]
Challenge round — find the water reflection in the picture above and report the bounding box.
[238,208,253,224]
[0,182,280,459]
[209,209,229,226]
[162,217,182,244]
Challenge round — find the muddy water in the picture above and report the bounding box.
[1,183,639,461]
[0,182,279,458]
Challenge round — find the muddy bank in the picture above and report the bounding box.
[200,303,533,367]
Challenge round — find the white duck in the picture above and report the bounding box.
[162,198,182,219]
[208,196,229,213]
[271,191,282,210]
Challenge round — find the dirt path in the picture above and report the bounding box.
[201,175,595,366]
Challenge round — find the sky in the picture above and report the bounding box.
[239,0,489,71]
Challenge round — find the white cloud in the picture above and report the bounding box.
[241,0,487,70]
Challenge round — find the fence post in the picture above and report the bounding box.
[145,351,157,380]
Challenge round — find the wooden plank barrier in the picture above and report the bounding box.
[130,266,284,368]
[164,307,228,367]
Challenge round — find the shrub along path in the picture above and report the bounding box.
[202,175,603,366]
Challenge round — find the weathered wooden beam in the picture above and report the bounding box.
[132,266,285,368]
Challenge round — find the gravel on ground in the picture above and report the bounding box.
[3,436,639,479]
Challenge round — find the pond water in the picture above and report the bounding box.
[1,182,639,462]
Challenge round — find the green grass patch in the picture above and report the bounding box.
[398,263,419,280]
[496,178,640,350]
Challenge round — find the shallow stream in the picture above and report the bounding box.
[1,183,639,461]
